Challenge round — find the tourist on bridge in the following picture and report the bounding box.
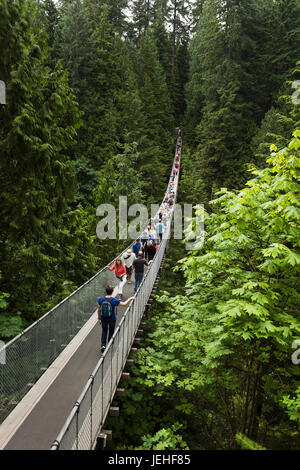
[146,224,156,241]
[132,251,153,292]
[147,225,156,245]
[140,232,148,256]
[156,220,164,242]
[108,258,126,300]
[98,285,134,353]
[122,249,136,284]
[148,217,154,228]
[145,239,156,262]
[132,238,142,257]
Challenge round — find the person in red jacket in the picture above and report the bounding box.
[108,258,126,299]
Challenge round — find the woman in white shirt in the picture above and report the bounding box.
[122,249,136,283]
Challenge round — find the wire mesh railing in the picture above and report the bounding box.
[50,217,172,450]
[50,136,182,450]
[0,262,122,422]
[0,132,182,445]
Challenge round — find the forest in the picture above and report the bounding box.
[0,0,299,450]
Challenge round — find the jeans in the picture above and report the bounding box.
[101,318,116,349]
[134,272,143,292]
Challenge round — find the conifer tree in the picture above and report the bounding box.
[0,0,84,322]
[135,29,174,202]
[54,0,99,200]
[166,0,192,81]
[131,0,156,39]
[184,0,280,200]
[261,0,300,105]
[138,130,300,449]
[251,62,300,166]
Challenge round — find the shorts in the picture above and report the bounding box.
[126,265,133,275]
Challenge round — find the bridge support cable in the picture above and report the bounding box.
[50,135,182,450]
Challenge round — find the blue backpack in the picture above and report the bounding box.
[100,297,114,318]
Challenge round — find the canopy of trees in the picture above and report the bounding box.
[0,0,299,451]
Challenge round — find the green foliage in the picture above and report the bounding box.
[280,386,300,427]
[235,433,266,450]
[0,0,99,324]
[134,130,300,449]
[251,62,300,167]
[1,0,299,452]
[0,314,24,341]
[0,273,22,341]
[184,0,300,201]
[138,423,189,450]
[135,29,174,202]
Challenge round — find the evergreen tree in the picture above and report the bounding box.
[135,29,174,202]
[54,0,99,200]
[251,62,300,166]
[166,0,192,81]
[131,0,156,39]
[152,13,172,93]
[173,35,189,122]
[137,130,300,449]
[36,0,60,51]
[261,0,300,106]
[0,0,88,323]
[184,0,284,200]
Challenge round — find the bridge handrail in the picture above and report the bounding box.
[50,140,181,450]
[50,203,174,450]
[0,237,138,422]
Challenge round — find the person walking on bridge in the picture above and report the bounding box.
[156,220,164,242]
[108,258,126,299]
[145,239,156,262]
[132,251,152,292]
[122,249,136,284]
[132,238,142,257]
[98,285,134,353]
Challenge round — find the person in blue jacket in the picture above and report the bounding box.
[98,285,134,353]
[132,238,142,257]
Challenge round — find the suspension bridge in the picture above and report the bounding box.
[0,134,182,450]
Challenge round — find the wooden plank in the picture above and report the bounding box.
[121,372,130,380]
[109,407,119,417]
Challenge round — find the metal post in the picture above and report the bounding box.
[0,81,5,104]
[90,375,94,450]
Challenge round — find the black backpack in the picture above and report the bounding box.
[100,297,114,318]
